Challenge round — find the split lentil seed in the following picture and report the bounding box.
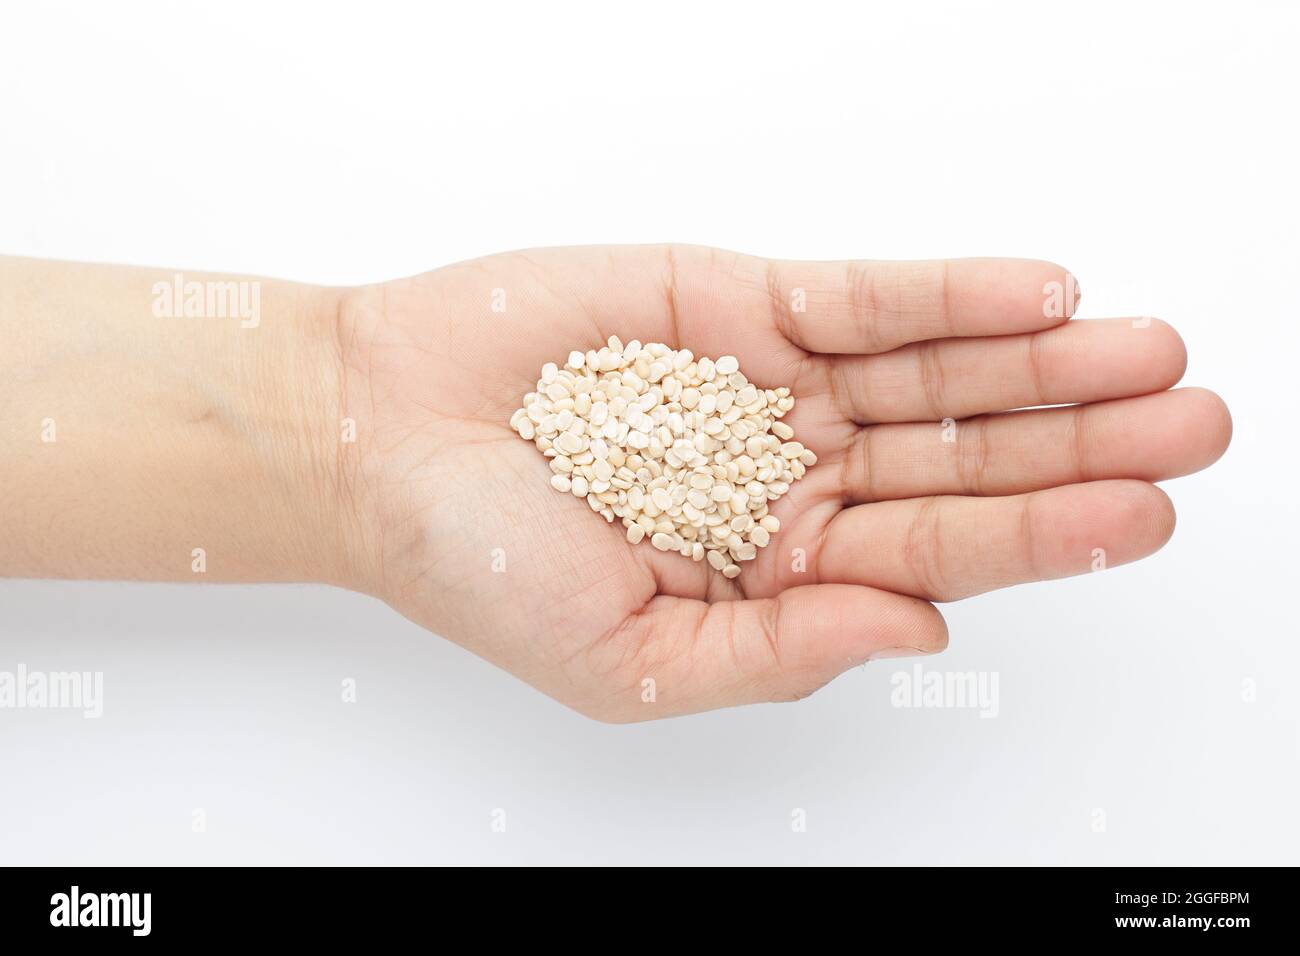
[510,338,815,577]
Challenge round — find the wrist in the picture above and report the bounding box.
[327,282,386,596]
[261,280,367,589]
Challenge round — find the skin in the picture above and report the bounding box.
[0,247,1232,722]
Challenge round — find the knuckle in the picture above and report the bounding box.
[954,415,991,495]
[904,497,955,601]
[916,340,949,419]
[844,261,886,353]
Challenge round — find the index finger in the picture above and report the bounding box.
[759,256,1079,354]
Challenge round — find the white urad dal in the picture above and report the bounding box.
[510,337,817,577]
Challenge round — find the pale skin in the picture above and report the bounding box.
[0,248,1232,721]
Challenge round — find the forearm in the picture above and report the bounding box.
[0,256,353,585]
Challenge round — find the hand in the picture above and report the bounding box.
[334,245,1231,721]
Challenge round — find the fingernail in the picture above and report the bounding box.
[867,646,931,661]
[1067,273,1082,318]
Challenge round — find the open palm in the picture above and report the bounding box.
[335,245,1230,721]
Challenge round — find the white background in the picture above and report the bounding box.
[2,1,1296,864]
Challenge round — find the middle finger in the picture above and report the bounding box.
[830,317,1187,424]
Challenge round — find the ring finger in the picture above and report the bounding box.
[839,387,1232,504]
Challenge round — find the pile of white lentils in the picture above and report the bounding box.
[509,336,816,578]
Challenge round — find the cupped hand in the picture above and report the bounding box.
[333,245,1231,721]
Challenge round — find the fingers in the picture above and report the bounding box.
[759,256,1076,354]
[831,317,1188,424]
[819,479,1176,603]
[842,388,1233,503]
[444,247,1078,387]
[580,585,947,721]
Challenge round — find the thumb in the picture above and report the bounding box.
[576,584,947,722]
